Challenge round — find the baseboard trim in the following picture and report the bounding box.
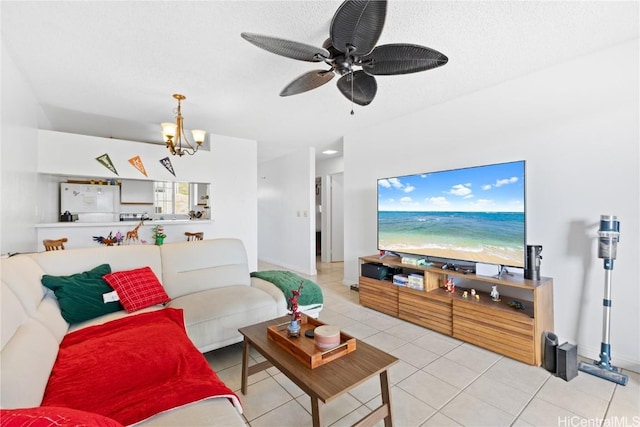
[579,344,639,374]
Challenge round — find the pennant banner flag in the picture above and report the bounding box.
[96,153,118,176]
[128,155,148,177]
[159,157,176,177]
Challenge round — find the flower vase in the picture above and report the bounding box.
[155,237,165,246]
[287,319,301,338]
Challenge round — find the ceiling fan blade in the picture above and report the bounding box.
[330,0,387,56]
[241,33,329,62]
[336,70,377,106]
[360,44,449,75]
[280,70,335,97]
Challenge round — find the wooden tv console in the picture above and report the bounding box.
[358,255,554,366]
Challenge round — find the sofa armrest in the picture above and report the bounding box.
[250,277,288,316]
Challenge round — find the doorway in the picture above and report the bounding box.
[315,177,321,256]
[319,172,344,262]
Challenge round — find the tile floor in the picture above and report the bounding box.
[204,260,640,427]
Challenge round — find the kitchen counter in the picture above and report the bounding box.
[36,220,213,250]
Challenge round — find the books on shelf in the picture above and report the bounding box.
[393,273,424,290]
[401,255,427,266]
[393,274,408,286]
[408,274,424,290]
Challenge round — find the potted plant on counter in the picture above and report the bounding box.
[151,226,166,246]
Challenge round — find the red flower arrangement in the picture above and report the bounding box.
[288,282,304,322]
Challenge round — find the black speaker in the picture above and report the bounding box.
[361,263,389,280]
[556,342,578,381]
[543,331,558,373]
[525,245,542,280]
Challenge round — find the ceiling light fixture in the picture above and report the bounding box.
[161,94,206,157]
[322,150,339,155]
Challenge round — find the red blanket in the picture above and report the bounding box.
[42,308,242,425]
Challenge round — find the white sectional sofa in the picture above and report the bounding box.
[1,238,290,426]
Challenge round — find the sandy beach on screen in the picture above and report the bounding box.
[393,247,524,267]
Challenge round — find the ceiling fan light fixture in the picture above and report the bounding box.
[160,94,206,157]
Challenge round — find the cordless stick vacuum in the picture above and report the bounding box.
[577,215,628,386]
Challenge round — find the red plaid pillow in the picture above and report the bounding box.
[103,267,170,313]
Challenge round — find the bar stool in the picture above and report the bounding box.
[43,238,68,251]
[185,232,204,241]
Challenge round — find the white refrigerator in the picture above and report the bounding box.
[60,183,120,222]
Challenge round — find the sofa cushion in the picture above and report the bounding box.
[103,266,170,313]
[41,264,124,324]
[160,239,251,299]
[0,283,60,408]
[1,255,68,341]
[30,245,163,286]
[67,306,163,333]
[169,286,279,352]
[135,398,245,426]
[0,406,124,427]
[1,281,28,351]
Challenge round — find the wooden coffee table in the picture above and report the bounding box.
[239,316,398,427]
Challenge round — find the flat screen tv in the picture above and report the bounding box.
[377,160,526,268]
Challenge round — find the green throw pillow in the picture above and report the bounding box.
[41,263,124,324]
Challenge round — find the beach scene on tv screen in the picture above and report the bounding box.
[378,161,525,267]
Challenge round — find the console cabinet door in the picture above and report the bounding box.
[399,288,452,335]
[453,299,535,365]
[359,277,398,317]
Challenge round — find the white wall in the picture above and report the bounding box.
[258,147,316,275]
[209,134,258,271]
[343,39,639,370]
[1,44,258,268]
[316,155,344,177]
[32,130,259,269]
[37,130,232,183]
[0,42,50,255]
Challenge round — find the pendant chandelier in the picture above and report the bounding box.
[161,94,206,157]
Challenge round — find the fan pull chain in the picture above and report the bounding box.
[350,71,355,116]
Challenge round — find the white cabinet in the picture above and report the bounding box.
[120,180,154,204]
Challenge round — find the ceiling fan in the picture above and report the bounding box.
[241,0,448,113]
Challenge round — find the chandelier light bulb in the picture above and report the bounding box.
[191,129,206,145]
[161,122,177,140]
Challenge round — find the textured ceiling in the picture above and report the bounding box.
[2,1,638,162]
